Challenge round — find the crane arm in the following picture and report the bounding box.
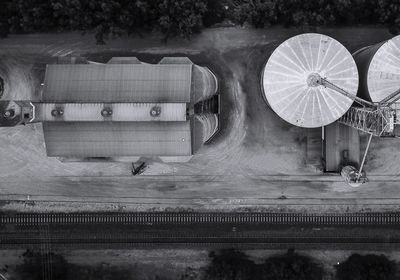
[316,77,376,108]
[306,73,375,107]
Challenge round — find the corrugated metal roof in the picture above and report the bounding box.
[43,122,192,157]
[263,33,358,128]
[35,103,187,122]
[43,64,192,103]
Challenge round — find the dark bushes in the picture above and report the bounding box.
[336,253,398,280]
[376,0,400,34]
[204,250,400,280]
[157,0,207,40]
[0,77,4,98]
[16,250,135,280]
[203,0,230,27]
[230,0,277,28]
[227,0,397,28]
[203,249,257,280]
[1,0,208,43]
[259,249,323,280]
[16,250,69,280]
[1,0,400,43]
[203,249,324,280]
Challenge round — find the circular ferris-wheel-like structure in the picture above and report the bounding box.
[262,33,359,128]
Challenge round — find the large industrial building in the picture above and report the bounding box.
[0,57,219,162]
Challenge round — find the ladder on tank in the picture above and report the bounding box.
[309,73,400,185]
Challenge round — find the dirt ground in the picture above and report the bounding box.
[0,26,399,212]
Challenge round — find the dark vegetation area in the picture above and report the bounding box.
[0,77,4,99]
[15,250,134,280]
[336,253,398,280]
[204,249,399,280]
[203,249,323,280]
[0,0,208,44]
[1,0,400,43]
[6,249,400,280]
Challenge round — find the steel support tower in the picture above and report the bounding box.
[308,73,400,185]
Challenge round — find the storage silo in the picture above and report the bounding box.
[353,35,400,102]
[262,33,359,128]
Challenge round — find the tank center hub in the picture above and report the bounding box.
[150,106,161,117]
[307,73,322,87]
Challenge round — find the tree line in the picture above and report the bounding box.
[0,0,400,43]
[204,249,398,280]
[10,248,399,280]
[0,0,207,43]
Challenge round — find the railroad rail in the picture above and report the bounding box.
[4,236,400,245]
[2,227,400,250]
[2,212,400,226]
[2,213,400,249]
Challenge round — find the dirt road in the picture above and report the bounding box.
[0,27,399,212]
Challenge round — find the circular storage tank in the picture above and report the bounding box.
[262,33,359,128]
[353,35,400,102]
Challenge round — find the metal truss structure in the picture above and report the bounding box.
[338,106,395,137]
[314,75,400,138]
[314,74,400,185]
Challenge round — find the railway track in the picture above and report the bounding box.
[2,226,400,249]
[3,236,400,245]
[2,212,400,226]
[1,212,400,249]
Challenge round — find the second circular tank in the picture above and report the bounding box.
[353,35,400,102]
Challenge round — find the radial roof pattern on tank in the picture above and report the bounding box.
[263,33,359,128]
[367,35,400,102]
